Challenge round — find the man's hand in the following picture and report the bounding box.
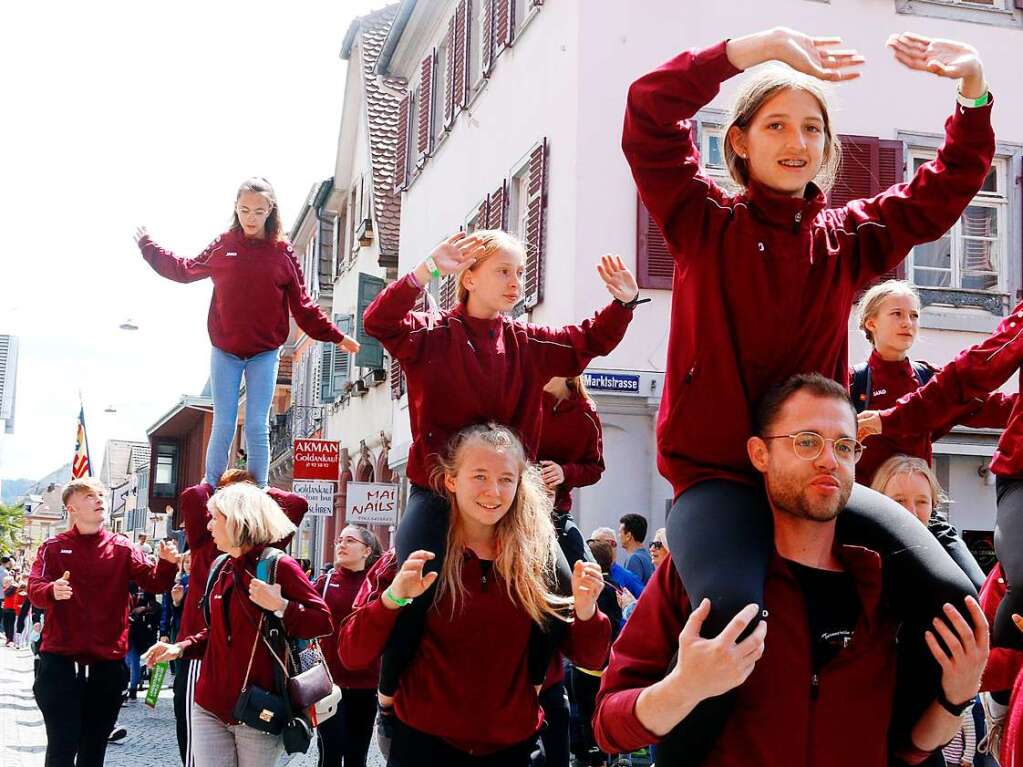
[672,600,767,701]
[926,597,989,708]
[52,571,72,601]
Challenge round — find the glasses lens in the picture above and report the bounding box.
[834,439,864,464]
[792,432,824,460]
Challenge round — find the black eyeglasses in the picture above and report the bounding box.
[762,431,864,464]
[649,542,664,551]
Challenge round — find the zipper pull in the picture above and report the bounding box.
[793,210,803,234]
[810,673,820,700]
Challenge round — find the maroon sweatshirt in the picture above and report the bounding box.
[363,275,633,488]
[338,549,611,755]
[313,566,377,689]
[177,545,332,725]
[138,230,347,359]
[28,526,177,663]
[538,390,605,513]
[178,482,309,639]
[880,301,1023,478]
[623,42,995,498]
[853,350,1014,484]
[593,549,934,766]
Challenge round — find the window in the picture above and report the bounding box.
[909,156,1008,292]
[508,166,529,241]
[153,442,178,498]
[699,123,740,194]
[895,0,1022,28]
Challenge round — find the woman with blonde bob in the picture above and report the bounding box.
[338,423,612,766]
[144,483,332,767]
[362,229,640,698]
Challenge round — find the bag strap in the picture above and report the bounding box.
[851,362,871,413]
[239,613,264,692]
[201,553,230,628]
[912,360,935,387]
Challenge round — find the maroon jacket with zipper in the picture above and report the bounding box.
[623,42,995,498]
[594,549,934,766]
[538,389,605,514]
[176,545,332,725]
[879,301,1023,478]
[138,230,347,358]
[314,566,377,689]
[338,549,611,755]
[177,482,309,639]
[28,526,178,663]
[363,275,633,488]
[853,350,1014,484]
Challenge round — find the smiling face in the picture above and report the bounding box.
[462,246,524,318]
[882,471,934,525]
[749,391,857,524]
[865,293,920,359]
[729,88,827,197]
[235,191,273,239]
[444,441,521,532]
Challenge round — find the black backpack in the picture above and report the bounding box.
[850,360,935,414]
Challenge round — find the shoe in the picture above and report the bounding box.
[108,727,128,743]
[978,692,1006,760]
[128,689,137,701]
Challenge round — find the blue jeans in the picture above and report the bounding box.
[206,346,280,488]
[125,646,142,693]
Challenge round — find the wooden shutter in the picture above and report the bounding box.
[474,197,489,231]
[390,355,406,400]
[443,18,456,128]
[831,134,906,280]
[439,275,458,311]
[319,341,335,403]
[355,273,386,369]
[333,315,352,394]
[394,92,411,192]
[487,180,507,230]
[523,139,548,309]
[495,0,514,50]
[455,0,470,108]
[637,197,674,289]
[481,0,495,75]
[417,51,435,158]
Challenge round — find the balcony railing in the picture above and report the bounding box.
[269,406,324,463]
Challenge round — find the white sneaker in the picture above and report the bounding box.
[977,692,1007,759]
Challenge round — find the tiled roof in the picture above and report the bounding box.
[354,5,404,264]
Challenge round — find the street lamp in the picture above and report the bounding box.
[119,318,139,331]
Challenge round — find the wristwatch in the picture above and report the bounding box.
[615,293,652,310]
[273,598,289,619]
[936,687,973,717]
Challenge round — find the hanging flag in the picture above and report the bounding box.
[72,405,92,479]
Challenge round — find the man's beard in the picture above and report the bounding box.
[765,473,851,523]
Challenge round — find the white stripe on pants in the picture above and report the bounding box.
[190,702,284,767]
[185,659,201,767]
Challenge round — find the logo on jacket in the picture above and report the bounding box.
[872,388,887,397]
[60,549,73,554]
[226,251,238,258]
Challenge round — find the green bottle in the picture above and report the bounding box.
[145,661,168,708]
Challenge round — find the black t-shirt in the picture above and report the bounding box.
[786,560,861,670]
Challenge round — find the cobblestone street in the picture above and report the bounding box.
[0,647,384,767]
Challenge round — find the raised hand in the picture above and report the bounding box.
[339,335,361,354]
[925,597,989,708]
[886,33,985,94]
[385,550,438,607]
[857,411,882,441]
[672,600,767,701]
[726,28,864,81]
[134,226,149,244]
[597,255,639,304]
[158,539,180,564]
[429,233,488,276]
[52,570,72,601]
[572,560,606,621]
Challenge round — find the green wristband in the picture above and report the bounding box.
[956,88,990,109]
[385,587,413,608]
[424,256,441,280]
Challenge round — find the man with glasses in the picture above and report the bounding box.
[594,373,989,766]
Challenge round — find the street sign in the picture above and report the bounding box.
[293,479,335,517]
[345,482,399,526]
[583,372,641,394]
[293,439,340,481]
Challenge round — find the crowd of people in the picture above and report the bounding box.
[10,21,1023,767]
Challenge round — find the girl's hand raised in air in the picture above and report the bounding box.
[597,255,639,304]
[134,226,149,244]
[726,28,864,81]
[430,233,488,276]
[886,33,985,97]
[384,550,438,609]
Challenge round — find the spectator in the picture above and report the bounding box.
[619,514,654,585]
[649,528,669,571]
[588,528,643,600]
[3,572,23,646]
[125,583,160,700]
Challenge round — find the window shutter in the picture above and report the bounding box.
[495,0,514,49]
[636,196,674,289]
[474,197,489,231]
[333,315,352,395]
[390,354,406,400]
[481,0,495,75]
[444,18,456,128]
[456,0,470,108]
[417,51,435,158]
[831,134,906,280]
[487,180,508,230]
[319,215,336,286]
[440,274,458,311]
[355,273,386,369]
[320,341,335,403]
[523,138,548,309]
[394,92,411,192]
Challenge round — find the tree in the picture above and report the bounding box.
[0,503,25,555]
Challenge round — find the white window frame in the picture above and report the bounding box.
[695,108,740,194]
[907,152,1009,294]
[895,0,1022,28]
[507,151,531,241]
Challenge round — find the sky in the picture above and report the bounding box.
[0,0,393,480]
